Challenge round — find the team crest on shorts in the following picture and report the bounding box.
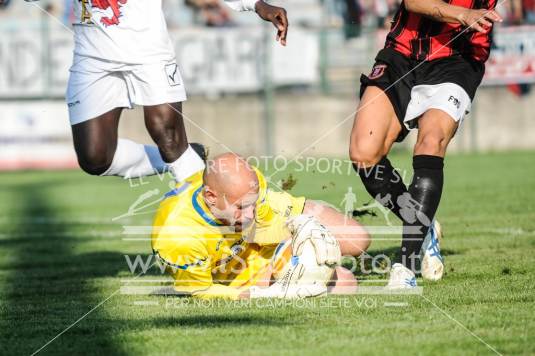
[165,63,181,87]
[369,64,387,79]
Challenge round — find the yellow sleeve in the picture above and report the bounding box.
[251,169,293,245]
[253,209,291,245]
[156,237,243,300]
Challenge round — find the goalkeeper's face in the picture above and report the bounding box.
[203,152,260,232]
[212,189,259,232]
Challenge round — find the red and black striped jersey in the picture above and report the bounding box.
[385,0,497,62]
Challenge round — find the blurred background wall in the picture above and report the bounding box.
[1,0,534,169]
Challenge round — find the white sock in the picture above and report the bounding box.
[167,144,205,182]
[101,138,167,178]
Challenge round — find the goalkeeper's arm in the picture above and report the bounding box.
[171,265,248,300]
[155,241,248,299]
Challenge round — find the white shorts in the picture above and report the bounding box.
[403,83,471,130]
[66,58,187,125]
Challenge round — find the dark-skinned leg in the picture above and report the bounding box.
[72,107,170,178]
[144,102,188,162]
[71,108,122,175]
[144,102,205,181]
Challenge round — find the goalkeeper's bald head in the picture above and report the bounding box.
[202,153,259,230]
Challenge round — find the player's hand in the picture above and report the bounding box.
[458,8,502,33]
[255,0,288,46]
[287,215,341,267]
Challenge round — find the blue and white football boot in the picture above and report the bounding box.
[386,263,417,289]
[420,220,444,281]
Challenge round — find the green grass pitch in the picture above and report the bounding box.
[0,151,534,355]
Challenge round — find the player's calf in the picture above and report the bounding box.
[144,103,205,181]
[144,103,188,162]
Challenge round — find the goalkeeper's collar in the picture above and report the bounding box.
[192,187,224,227]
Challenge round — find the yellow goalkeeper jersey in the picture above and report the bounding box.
[151,167,305,299]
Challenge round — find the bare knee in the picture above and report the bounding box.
[343,227,371,257]
[303,201,371,257]
[336,220,371,257]
[75,144,114,176]
[74,140,116,175]
[349,141,384,168]
[414,133,448,156]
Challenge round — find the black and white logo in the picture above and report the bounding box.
[448,95,461,109]
[165,63,181,87]
[67,100,81,108]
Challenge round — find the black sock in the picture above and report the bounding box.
[354,156,408,220]
[400,155,444,270]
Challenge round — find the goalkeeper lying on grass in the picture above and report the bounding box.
[151,153,370,299]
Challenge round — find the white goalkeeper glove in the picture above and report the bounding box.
[287,214,341,267]
[250,215,340,299]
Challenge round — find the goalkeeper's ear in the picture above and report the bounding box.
[203,186,217,207]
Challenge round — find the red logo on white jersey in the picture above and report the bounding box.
[92,0,128,26]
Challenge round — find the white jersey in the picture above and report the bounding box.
[67,0,258,124]
[73,0,174,65]
[72,0,257,66]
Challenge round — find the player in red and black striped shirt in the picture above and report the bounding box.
[386,0,498,61]
[349,0,502,288]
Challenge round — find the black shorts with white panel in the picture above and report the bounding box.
[359,47,485,142]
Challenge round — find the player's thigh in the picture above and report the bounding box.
[67,68,130,169]
[350,86,401,167]
[412,55,480,157]
[303,200,370,256]
[129,61,188,155]
[414,109,458,157]
[67,66,130,125]
[71,108,122,170]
